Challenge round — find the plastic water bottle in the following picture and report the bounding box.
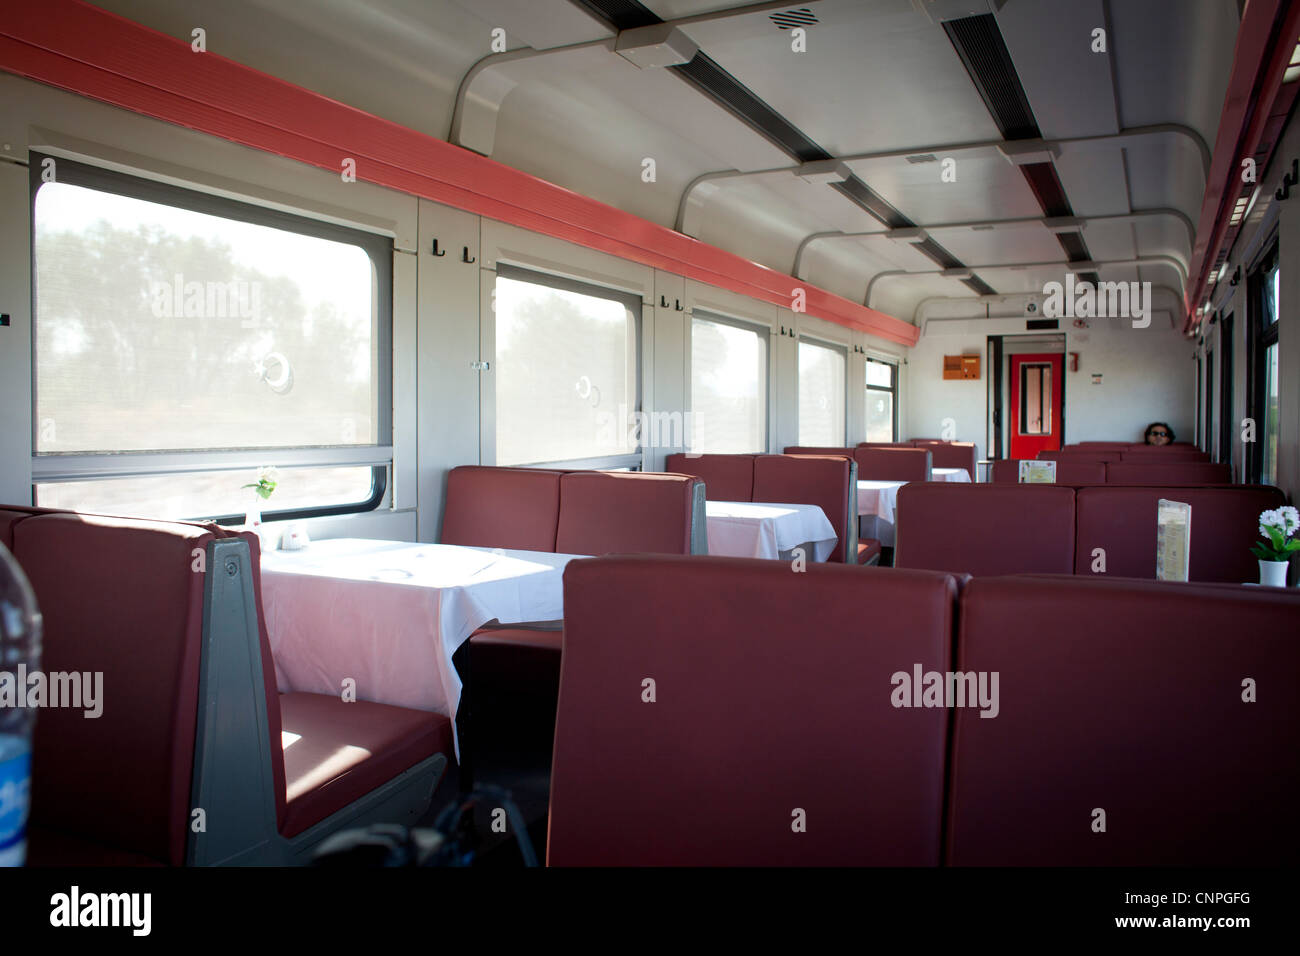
[0,542,41,867]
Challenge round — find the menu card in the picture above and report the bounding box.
[1018,460,1057,483]
[1156,499,1192,582]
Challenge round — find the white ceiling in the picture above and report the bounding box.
[81,0,1241,323]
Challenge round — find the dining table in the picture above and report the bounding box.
[259,538,584,756]
[705,500,839,561]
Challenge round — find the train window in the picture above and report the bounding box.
[1018,363,1052,436]
[864,358,898,442]
[689,313,768,453]
[798,338,847,446]
[493,267,641,468]
[1248,243,1280,485]
[30,155,393,521]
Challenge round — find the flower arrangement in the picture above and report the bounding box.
[1251,506,1300,563]
[242,466,279,501]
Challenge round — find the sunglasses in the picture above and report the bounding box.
[1149,430,1170,437]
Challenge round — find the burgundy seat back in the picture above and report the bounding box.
[895,484,1076,576]
[910,441,976,479]
[1040,449,1121,463]
[948,575,1300,864]
[664,453,755,502]
[990,459,1106,485]
[550,555,957,865]
[13,513,214,866]
[555,472,703,555]
[854,446,931,481]
[751,454,854,563]
[440,466,562,552]
[1105,461,1231,484]
[783,445,855,457]
[1068,442,1131,450]
[1120,445,1209,460]
[1074,485,1285,581]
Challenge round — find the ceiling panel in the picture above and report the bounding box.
[847,152,1045,225]
[927,223,1070,266]
[679,0,1004,156]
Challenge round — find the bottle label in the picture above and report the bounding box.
[0,750,31,866]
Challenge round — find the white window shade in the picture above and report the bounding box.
[798,339,846,447]
[494,272,640,467]
[690,315,767,453]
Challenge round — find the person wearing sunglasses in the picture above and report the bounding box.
[1144,422,1176,445]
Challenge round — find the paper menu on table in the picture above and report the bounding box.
[1156,499,1192,582]
[1018,460,1057,483]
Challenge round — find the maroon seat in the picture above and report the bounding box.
[894,484,1075,576]
[1068,442,1131,451]
[440,465,562,552]
[990,459,1106,485]
[665,453,755,502]
[16,512,450,863]
[1074,485,1285,582]
[752,454,856,564]
[908,441,976,480]
[857,539,883,565]
[279,693,452,838]
[1040,449,1121,463]
[1119,446,1209,461]
[854,446,931,481]
[554,471,702,556]
[948,575,1300,865]
[1105,461,1232,485]
[549,555,958,865]
[782,445,855,457]
[15,513,215,866]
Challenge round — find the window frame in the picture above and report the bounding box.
[1246,239,1280,485]
[796,335,849,447]
[1218,312,1234,466]
[28,152,394,521]
[492,262,644,471]
[689,308,771,454]
[863,355,899,443]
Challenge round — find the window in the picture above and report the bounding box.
[493,266,641,468]
[690,313,767,453]
[798,339,846,446]
[1219,314,1234,465]
[1248,243,1280,485]
[1018,363,1052,435]
[864,358,898,442]
[31,155,392,521]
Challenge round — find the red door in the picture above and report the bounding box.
[1009,353,1064,460]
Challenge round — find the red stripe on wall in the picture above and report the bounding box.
[1184,0,1300,332]
[0,0,919,346]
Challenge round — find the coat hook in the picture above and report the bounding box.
[462,247,476,264]
[431,239,446,257]
[1276,158,1297,201]
[675,299,684,311]
[1229,265,1242,287]
[660,295,669,308]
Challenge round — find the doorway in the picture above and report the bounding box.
[1008,352,1064,460]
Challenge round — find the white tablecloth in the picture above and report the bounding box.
[260,538,582,756]
[857,480,906,547]
[706,501,838,562]
[934,468,972,482]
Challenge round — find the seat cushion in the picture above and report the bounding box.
[280,693,452,838]
[469,626,563,651]
[857,538,882,565]
[664,453,755,502]
[440,466,563,552]
[555,472,700,556]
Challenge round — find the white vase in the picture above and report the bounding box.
[1258,559,1289,587]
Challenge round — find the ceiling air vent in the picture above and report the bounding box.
[770,8,819,29]
[906,154,938,164]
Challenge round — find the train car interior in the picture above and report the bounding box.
[0,0,1297,915]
